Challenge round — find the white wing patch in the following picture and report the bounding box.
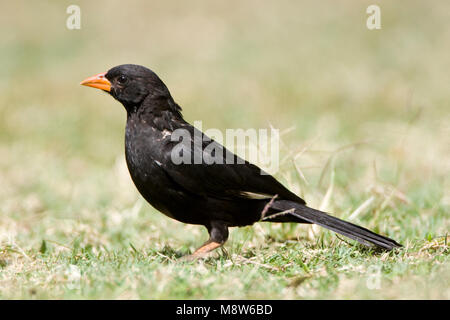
[239,191,274,200]
[161,129,171,139]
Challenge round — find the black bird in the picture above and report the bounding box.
[81,64,401,259]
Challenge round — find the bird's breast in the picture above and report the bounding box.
[125,121,166,182]
[124,119,178,215]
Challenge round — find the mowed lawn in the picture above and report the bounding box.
[0,1,448,299]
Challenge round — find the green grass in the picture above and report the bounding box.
[0,0,449,299]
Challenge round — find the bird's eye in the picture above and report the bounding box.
[117,75,128,84]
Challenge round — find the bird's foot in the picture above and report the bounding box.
[179,241,222,262]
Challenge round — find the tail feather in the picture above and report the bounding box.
[270,200,402,250]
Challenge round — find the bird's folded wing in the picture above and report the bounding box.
[160,126,305,204]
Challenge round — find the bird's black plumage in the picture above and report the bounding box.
[82,64,401,257]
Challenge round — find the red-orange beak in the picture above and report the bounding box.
[80,72,111,92]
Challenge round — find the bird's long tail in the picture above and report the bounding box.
[269,200,402,250]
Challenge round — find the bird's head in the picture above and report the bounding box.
[80,64,171,111]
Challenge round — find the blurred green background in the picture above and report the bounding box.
[0,1,448,299]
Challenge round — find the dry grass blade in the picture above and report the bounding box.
[348,196,375,220]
